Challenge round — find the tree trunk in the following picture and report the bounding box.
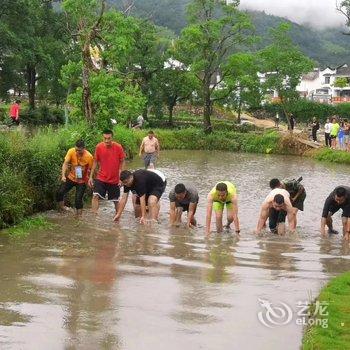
[203,83,212,133]
[82,46,93,123]
[26,65,36,110]
[237,98,242,124]
[168,104,174,126]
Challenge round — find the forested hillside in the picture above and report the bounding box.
[111,0,350,66]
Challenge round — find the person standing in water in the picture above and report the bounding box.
[139,131,160,169]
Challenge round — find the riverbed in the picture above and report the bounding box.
[0,150,349,350]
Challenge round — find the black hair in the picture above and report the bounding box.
[175,183,186,194]
[120,170,132,181]
[15,100,21,104]
[103,129,113,135]
[335,187,346,197]
[75,139,85,148]
[274,194,285,205]
[269,178,281,189]
[216,182,228,192]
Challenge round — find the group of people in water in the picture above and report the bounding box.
[57,129,350,240]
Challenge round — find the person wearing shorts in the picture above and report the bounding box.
[139,131,160,169]
[89,129,125,215]
[330,117,340,149]
[321,186,350,240]
[269,177,306,227]
[56,140,93,216]
[205,181,240,235]
[169,183,199,228]
[114,169,166,224]
[256,188,295,235]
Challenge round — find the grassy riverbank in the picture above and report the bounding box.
[1,123,349,229]
[302,272,350,350]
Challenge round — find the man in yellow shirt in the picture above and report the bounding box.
[206,181,240,235]
[56,140,93,216]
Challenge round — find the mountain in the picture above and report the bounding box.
[110,0,350,67]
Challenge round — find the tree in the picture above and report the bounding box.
[63,0,107,122]
[333,77,348,89]
[259,23,314,130]
[219,53,262,123]
[175,0,254,132]
[158,59,198,124]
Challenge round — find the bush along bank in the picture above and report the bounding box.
[302,272,350,350]
[1,124,349,229]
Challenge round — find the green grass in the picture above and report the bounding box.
[2,216,54,237]
[302,272,350,350]
[313,148,350,165]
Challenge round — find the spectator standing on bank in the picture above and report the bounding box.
[9,100,21,126]
[330,117,340,150]
[324,118,332,147]
[311,117,320,142]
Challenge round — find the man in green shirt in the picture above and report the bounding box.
[330,117,340,149]
[206,181,240,235]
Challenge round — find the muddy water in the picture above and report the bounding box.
[1,150,350,350]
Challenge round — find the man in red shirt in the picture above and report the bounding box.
[9,100,21,125]
[88,129,125,214]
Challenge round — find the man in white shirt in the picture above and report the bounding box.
[324,118,332,147]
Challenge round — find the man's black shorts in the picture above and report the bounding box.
[93,179,120,201]
[135,183,166,205]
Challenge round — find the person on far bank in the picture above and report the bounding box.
[169,183,199,228]
[289,114,296,132]
[324,118,332,147]
[139,130,160,169]
[321,186,350,240]
[88,129,125,215]
[56,140,93,216]
[9,100,21,126]
[330,117,340,149]
[311,117,320,142]
[343,119,350,151]
[206,181,240,235]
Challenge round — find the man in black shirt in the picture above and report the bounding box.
[114,169,166,224]
[321,186,350,240]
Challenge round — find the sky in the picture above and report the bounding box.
[238,0,346,29]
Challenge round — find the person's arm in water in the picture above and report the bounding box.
[320,197,331,236]
[187,202,196,228]
[232,195,240,234]
[88,159,98,188]
[156,139,160,157]
[285,201,296,231]
[169,201,177,225]
[139,195,147,224]
[205,195,214,235]
[114,192,129,221]
[139,139,144,157]
[345,218,350,240]
[61,161,69,182]
[256,201,270,234]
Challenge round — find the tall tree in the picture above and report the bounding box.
[259,23,314,130]
[175,0,253,132]
[63,0,107,122]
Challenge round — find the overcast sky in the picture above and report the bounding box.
[238,0,345,29]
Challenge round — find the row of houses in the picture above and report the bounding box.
[265,64,350,104]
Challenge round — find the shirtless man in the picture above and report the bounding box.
[139,131,160,169]
[256,188,296,235]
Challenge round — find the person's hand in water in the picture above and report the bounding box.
[140,216,146,225]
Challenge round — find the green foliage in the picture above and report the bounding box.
[313,148,350,164]
[4,216,53,237]
[333,77,348,89]
[302,272,350,350]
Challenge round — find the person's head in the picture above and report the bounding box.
[120,170,134,187]
[102,129,113,146]
[269,178,282,190]
[15,100,21,104]
[332,117,336,124]
[334,187,347,205]
[326,118,330,123]
[75,139,85,156]
[313,117,317,122]
[272,194,285,211]
[174,183,187,201]
[148,130,155,139]
[216,182,228,201]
